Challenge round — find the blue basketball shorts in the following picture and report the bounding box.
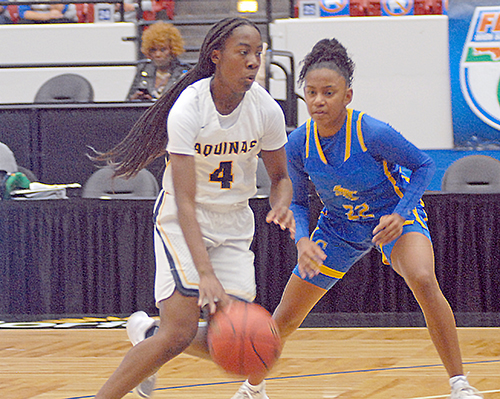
[292,206,431,290]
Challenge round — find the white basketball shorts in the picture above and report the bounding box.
[153,191,256,306]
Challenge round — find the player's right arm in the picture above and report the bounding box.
[170,152,229,314]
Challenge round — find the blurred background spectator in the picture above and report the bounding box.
[127,21,191,101]
[0,5,12,23]
[18,0,77,23]
[114,0,153,22]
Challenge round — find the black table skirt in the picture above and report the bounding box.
[1,194,499,326]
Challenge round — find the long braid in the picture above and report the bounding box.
[297,38,355,87]
[92,17,260,178]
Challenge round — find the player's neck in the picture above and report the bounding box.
[210,80,245,115]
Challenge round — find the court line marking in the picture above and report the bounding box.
[409,389,500,399]
[65,359,500,399]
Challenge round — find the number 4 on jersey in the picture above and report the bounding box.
[210,161,233,189]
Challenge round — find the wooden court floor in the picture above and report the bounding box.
[1,327,499,399]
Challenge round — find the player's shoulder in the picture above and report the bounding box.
[182,77,210,98]
[248,83,281,109]
[172,78,210,112]
[357,110,401,146]
[359,111,396,133]
[288,121,308,141]
[285,122,307,152]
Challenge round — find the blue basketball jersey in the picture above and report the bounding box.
[286,109,435,244]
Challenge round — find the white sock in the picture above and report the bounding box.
[246,380,265,391]
[450,375,468,388]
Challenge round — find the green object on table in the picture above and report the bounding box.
[1,172,31,200]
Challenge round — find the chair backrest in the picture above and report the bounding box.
[0,142,18,174]
[82,167,160,199]
[17,166,38,182]
[441,155,500,193]
[34,73,94,103]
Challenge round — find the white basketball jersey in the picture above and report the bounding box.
[165,78,287,206]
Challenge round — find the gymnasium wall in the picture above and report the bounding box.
[0,23,137,103]
[269,15,454,149]
[3,16,453,149]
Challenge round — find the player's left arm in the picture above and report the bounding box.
[260,147,295,239]
[365,119,435,219]
[365,118,435,245]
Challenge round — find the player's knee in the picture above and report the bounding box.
[405,269,439,297]
[156,322,198,359]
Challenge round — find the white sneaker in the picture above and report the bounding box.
[450,376,483,399]
[126,311,157,346]
[134,375,157,398]
[126,311,159,398]
[231,380,269,399]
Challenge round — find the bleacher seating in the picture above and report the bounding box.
[7,4,19,23]
[4,0,175,23]
[75,3,94,23]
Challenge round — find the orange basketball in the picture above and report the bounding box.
[207,301,281,376]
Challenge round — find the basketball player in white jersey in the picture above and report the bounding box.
[92,17,294,399]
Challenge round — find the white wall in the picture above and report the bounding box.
[1,18,454,149]
[0,23,138,103]
[269,16,454,149]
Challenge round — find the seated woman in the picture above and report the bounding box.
[127,22,191,101]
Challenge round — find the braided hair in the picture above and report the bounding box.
[297,38,355,88]
[93,17,261,178]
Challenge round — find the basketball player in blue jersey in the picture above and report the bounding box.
[91,18,294,399]
[231,38,483,399]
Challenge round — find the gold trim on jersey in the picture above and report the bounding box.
[313,120,327,165]
[305,118,311,158]
[412,207,428,229]
[344,109,353,162]
[383,160,404,198]
[356,111,367,152]
[306,110,367,165]
[344,109,367,162]
[305,118,327,164]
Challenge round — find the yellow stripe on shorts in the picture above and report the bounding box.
[319,265,346,279]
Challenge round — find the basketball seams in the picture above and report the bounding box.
[238,302,249,375]
[207,301,281,376]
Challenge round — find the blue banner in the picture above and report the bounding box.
[449,0,500,149]
[319,0,350,16]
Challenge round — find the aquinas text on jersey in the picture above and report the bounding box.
[194,140,258,157]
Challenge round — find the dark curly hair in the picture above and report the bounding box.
[91,17,260,178]
[297,38,355,88]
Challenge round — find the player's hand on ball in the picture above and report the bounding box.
[198,271,229,314]
[297,237,327,279]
